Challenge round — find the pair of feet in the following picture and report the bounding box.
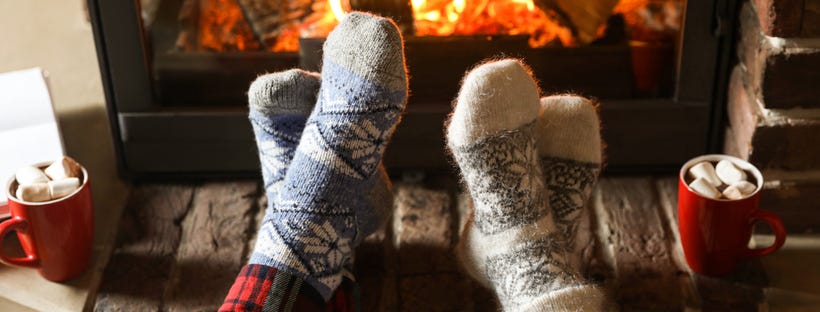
[246,13,405,299]
[450,60,605,310]
[244,12,605,311]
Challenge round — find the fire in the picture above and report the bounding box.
[320,0,573,47]
[196,0,260,52]
[187,0,589,52]
[329,0,348,22]
[408,0,574,47]
[613,0,682,42]
[454,0,466,13]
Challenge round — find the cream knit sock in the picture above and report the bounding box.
[449,60,607,311]
[537,95,603,271]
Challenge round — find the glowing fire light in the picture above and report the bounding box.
[320,0,573,47]
[197,0,260,52]
[330,0,348,22]
[454,0,466,11]
[405,0,573,46]
[193,0,578,52]
[511,0,535,11]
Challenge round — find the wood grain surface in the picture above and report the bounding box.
[94,176,770,311]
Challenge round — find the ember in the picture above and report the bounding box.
[177,0,680,53]
[407,0,574,47]
[195,0,260,51]
[614,0,681,42]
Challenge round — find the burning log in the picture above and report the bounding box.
[237,0,328,52]
[533,0,619,44]
[176,0,261,52]
[349,0,414,34]
[175,0,199,51]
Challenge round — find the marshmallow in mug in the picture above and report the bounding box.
[688,162,722,187]
[12,157,83,203]
[688,177,722,199]
[722,184,745,200]
[49,178,81,199]
[688,160,758,200]
[715,160,747,185]
[721,181,756,200]
[15,166,50,185]
[731,181,756,194]
[15,183,52,202]
[45,156,82,181]
[15,178,81,202]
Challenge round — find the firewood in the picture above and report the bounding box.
[175,0,200,51]
[182,0,261,51]
[533,0,619,44]
[349,0,414,35]
[237,0,320,50]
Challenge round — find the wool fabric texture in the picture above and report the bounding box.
[449,59,607,311]
[247,69,393,245]
[537,95,603,272]
[248,69,321,196]
[220,264,357,312]
[248,12,407,300]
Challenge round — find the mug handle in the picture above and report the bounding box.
[0,217,40,267]
[742,209,787,259]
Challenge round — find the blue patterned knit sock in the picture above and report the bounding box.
[247,67,395,279]
[249,12,407,300]
[248,68,394,272]
[248,69,322,198]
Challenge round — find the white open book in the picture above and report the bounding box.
[0,68,65,218]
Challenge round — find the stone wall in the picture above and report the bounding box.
[724,1,820,233]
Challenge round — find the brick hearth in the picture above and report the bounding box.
[724,0,820,233]
[752,0,819,37]
[93,178,768,311]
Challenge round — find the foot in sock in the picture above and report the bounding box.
[248,69,393,245]
[536,95,603,271]
[223,69,377,312]
[248,12,407,300]
[449,59,605,311]
[248,69,321,197]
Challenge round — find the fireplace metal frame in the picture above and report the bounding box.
[87,0,738,179]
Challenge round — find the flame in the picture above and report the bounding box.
[613,0,682,42]
[190,0,588,52]
[316,0,572,47]
[453,0,466,12]
[511,0,535,11]
[330,0,347,22]
[196,0,260,51]
[409,0,574,47]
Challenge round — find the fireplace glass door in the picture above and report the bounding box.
[88,0,735,178]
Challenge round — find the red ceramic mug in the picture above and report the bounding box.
[0,162,94,282]
[678,154,786,276]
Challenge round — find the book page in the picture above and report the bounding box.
[0,68,64,216]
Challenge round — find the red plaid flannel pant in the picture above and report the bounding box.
[220,264,357,312]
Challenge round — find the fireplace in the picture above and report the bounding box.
[87,0,737,179]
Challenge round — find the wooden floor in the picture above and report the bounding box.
[93,176,768,311]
